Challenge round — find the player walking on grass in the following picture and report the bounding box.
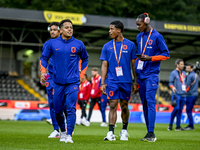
[168,59,186,131]
[100,20,138,141]
[40,19,89,143]
[135,13,170,142]
[41,22,61,138]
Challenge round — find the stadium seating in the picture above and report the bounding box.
[0,71,42,101]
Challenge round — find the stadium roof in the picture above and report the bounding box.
[0,7,200,60]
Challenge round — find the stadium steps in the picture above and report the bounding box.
[156,94,170,105]
[17,79,46,101]
[157,82,171,105]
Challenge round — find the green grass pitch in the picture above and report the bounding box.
[0,121,199,150]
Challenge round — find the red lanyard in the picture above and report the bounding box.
[177,69,185,85]
[80,80,87,91]
[113,38,124,67]
[140,28,153,55]
[180,73,185,85]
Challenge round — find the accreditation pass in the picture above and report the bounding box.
[137,60,144,70]
[115,66,123,76]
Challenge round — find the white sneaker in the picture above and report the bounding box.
[104,131,116,141]
[100,122,107,127]
[48,130,60,138]
[60,131,66,142]
[65,135,74,143]
[82,120,90,126]
[120,129,129,141]
[76,119,82,125]
[46,119,52,125]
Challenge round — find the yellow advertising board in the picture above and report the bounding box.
[44,10,87,25]
[164,23,200,32]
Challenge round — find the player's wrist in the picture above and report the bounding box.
[41,73,46,76]
[101,83,106,85]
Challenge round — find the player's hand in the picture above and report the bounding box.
[132,84,138,94]
[40,73,47,83]
[101,84,107,95]
[172,87,176,93]
[139,55,152,61]
[172,101,177,107]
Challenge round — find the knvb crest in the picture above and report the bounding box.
[47,14,52,20]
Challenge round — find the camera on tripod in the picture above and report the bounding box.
[193,61,200,74]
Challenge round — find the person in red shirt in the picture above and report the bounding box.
[85,67,102,126]
[76,74,91,125]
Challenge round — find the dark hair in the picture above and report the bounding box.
[84,74,88,78]
[110,20,124,33]
[91,67,98,71]
[175,59,184,65]
[186,63,193,68]
[137,13,147,21]
[59,19,73,28]
[48,22,59,27]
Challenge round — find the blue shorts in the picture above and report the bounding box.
[107,83,131,101]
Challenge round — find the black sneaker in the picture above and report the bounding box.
[140,133,157,142]
[183,126,194,131]
[175,127,183,131]
[140,133,149,141]
[167,125,172,131]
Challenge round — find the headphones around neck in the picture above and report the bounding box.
[143,13,150,24]
[47,26,60,32]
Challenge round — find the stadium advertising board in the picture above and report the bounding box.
[44,10,87,25]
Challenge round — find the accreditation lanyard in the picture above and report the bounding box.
[177,69,186,91]
[179,72,185,85]
[113,38,124,67]
[176,69,185,85]
[80,80,86,91]
[140,28,153,55]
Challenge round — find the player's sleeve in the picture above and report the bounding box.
[40,42,52,74]
[79,59,82,71]
[131,43,137,60]
[151,34,170,62]
[100,45,107,61]
[98,77,101,89]
[77,86,80,101]
[186,74,192,92]
[86,82,91,101]
[169,71,175,94]
[42,40,49,53]
[79,43,89,78]
[136,35,140,52]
